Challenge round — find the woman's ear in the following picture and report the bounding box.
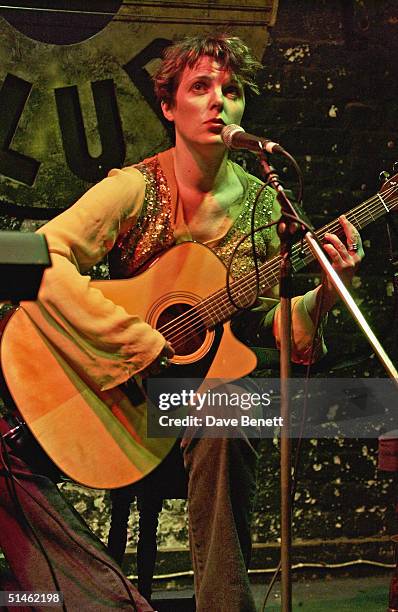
[161,100,174,122]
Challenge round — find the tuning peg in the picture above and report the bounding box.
[379,170,390,183]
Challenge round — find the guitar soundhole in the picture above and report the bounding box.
[157,303,206,356]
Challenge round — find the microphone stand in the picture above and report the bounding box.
[258,153,398,612]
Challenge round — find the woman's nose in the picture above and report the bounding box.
[209,86,224,109]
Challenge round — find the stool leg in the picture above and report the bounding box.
[107,489,134,566]
[136,495,163,602]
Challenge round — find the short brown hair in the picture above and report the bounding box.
[153,34,262,105]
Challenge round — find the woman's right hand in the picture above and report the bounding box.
[140,341,175,377]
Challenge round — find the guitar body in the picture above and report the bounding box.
[2,170,398,488]
[91,242,257,380]
[1,242,257,489]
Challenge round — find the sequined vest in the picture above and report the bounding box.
[109,150,276,280]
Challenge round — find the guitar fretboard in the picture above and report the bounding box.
[200,185,396,327]
[156,177,397,348]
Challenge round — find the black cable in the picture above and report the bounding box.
[225,168,279,311]
[280,148,304,206]
[225,140,306,313]
[226,209,316,312]
[225,217,279,311]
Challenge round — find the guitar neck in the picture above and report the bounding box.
[290,191,389,273]
[201,187,394,327]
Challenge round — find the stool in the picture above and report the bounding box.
[107,441,188,602]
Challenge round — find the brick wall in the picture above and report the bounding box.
[248,0,398,554]
[245,0,398,377]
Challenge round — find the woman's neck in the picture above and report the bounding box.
[170,138,246,240]
[172,138,229,197]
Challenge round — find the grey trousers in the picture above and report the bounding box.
[183,437,259,612]
[0,418,153,612]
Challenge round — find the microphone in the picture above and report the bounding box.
[221,124,285,155]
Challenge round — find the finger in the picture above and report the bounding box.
[324,232,352,259]
[322,242,345,264]
[338,214,357,234]
[163,341,175,358]
[140,342,174,378]
[158,355,171,369]
[157,341,175,370]
[339,215,362,248]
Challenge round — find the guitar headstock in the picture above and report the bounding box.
[379,169,398,213]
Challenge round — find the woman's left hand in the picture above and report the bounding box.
[322,214,364,288]
[301,214,365,322]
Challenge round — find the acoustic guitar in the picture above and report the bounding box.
[1,173,397,488]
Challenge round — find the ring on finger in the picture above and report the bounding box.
[159,356,170,369]
[347,242,359,252]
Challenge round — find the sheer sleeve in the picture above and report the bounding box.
[21,167,166,391]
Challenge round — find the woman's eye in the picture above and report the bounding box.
[225,86,241,98]
[192,81,206,91]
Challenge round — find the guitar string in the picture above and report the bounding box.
[162,188,395,330]
[159,192,397,351]
[156,194,380,338]
[160,185,397,338]
[157,190,397,352]
[206,187,398,314]
[158,191,397,351]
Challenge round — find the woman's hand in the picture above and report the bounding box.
[140,341,175,377]
[305,214,365,321]
[322,214,364,287]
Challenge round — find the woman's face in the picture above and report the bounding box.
[161,55,245,149]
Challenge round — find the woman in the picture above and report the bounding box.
[1,34,363,611]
